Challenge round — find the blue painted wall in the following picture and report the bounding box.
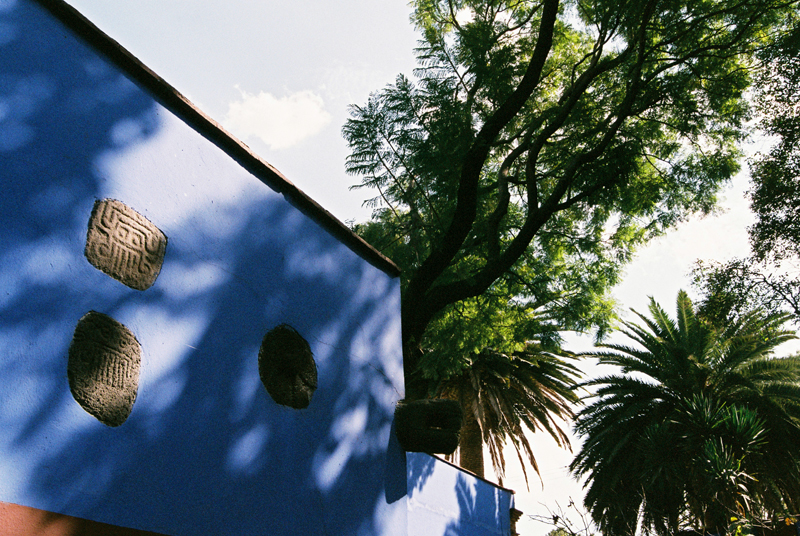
[0,1,516,535]
[0,1,407,534]
[407,453,514,536]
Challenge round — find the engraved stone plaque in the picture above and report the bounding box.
[68,311,141,427]
[85,199,167,290]
[259,324,318,409]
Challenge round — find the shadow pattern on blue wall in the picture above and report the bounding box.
[0,1,406,534]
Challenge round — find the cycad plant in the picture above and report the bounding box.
[437,344,581,485]
[571,291,800,536]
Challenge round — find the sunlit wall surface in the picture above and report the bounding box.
[406,453,515,536]
[0,0,407,533]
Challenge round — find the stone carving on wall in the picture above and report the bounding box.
[258,324,318,409]
[394,399,462,454]
[68,311,142,427]
[85,199,167,290]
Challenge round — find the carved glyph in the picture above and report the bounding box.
[85,199,167,290]
[68,311,141,427]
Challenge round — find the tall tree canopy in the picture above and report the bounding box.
[692,258,800,328]
[571,291,800,536]
[749,22,800,262]
[693,21,800,325]
[344,0,799,396]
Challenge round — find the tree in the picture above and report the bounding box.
[693,21,800,324]
[571,291,800,536]
[343,0,799,398]
[692,259,800,328]
[436,344,580,481]
[748,22,800,263]
[530,498,600,536]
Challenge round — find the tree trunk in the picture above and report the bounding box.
[402,339,429,401]
[398,0,561,389]
[459,412,484,478]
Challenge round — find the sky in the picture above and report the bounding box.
[64,0,420,224]
[61,1,789,533]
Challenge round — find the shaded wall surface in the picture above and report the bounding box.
[0,0,407,534]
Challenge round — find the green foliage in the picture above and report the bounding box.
[356,212,617,380]
[571,291,800,536]
[692,259,800,328]
[343,0,797,392]
[693,18,800,331]
[436,344,581,483]
[749,21,800,263]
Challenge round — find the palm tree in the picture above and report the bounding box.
[571,290,800,536]
[437,343,581,485]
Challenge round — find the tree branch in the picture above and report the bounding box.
[420,0,659,319]
[403,0,561,347]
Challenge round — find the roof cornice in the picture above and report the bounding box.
[34,0,401,278]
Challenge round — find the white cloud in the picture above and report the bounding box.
[223,88,331,150]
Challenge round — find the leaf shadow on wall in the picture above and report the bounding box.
[444,474,512,536]
[0,1,406,535]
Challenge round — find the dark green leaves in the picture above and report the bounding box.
[749,22,800,263]
[437,344,581,483]
[572,291,800,535]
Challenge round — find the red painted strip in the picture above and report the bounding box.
[0,502,169,536]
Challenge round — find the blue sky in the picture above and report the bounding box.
[66,0,419,222]
[61,0,769,532]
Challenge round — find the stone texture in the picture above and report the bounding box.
[68,311,141,427]
[394,399,462,454]
[258,324,317,409]
[85,199,167,291]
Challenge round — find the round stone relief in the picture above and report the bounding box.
[258,324,318,409]
[67,311,141,427]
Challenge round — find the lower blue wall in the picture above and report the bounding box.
[407,453,514,536]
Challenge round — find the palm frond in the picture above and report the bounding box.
[572,290,800,535]
[438,344,581,484]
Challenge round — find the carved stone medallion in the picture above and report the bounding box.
[394,399,462,454]
[84,199,167,290]
[258,324,318,409]
[68,311,141,427]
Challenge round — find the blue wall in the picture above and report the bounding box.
[0,1,407,534]
[407,453,514,536]
[0,2,517,535]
